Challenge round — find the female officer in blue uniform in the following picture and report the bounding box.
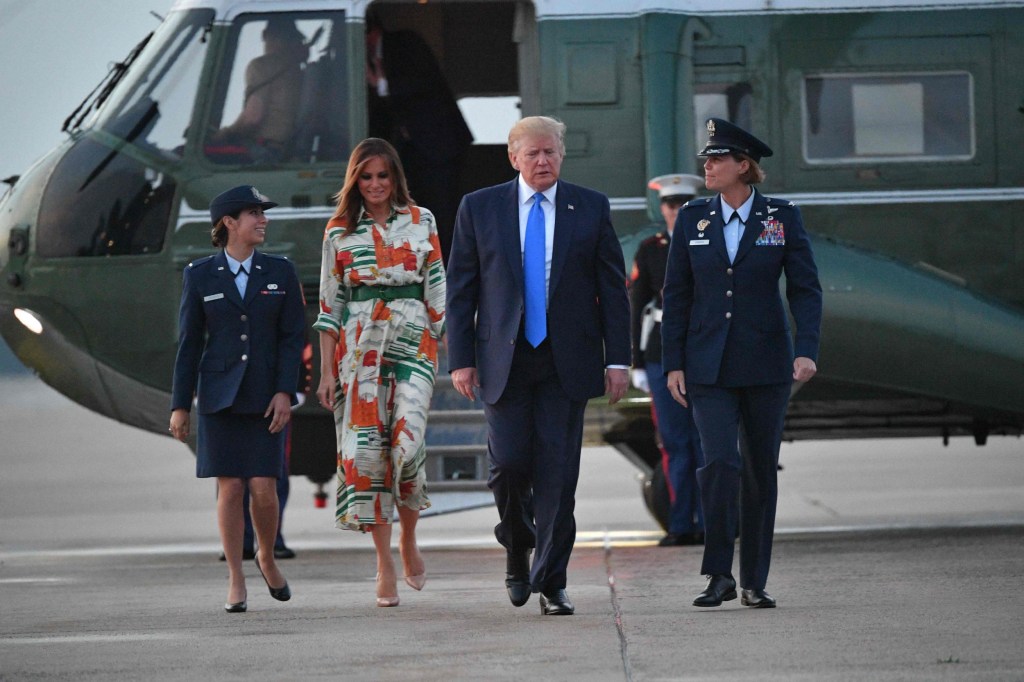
[661,120,822,609]
[170,185,305,613]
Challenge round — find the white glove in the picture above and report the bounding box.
[631,368,650,393]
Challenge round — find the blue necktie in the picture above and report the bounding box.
[524,192,547,347]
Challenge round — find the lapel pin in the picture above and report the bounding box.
[268,283,278,290]
[709,210,717,216]
[217,266,225,271]
[567,204,575,210]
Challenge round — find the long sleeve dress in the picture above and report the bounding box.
[313,204,446,531]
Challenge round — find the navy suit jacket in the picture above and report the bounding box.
[446,179,631,404]
[171,250,305,414]
[661,190,822,387]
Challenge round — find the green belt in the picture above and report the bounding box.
[349,283,424,303]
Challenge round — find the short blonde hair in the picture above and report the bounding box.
[508,116,566,156]
[734,153,766,185]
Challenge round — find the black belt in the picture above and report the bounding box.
[349,283,424,302]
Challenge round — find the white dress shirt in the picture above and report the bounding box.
[720,189,755,264]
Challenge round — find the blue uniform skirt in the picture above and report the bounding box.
[196,410,285,479]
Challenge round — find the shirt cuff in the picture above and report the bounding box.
[606,364,629,370]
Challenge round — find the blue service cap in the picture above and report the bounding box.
[209,185,279,226]
[697,118,773,163]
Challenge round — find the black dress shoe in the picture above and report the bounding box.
[505,549,532,607]
[539,589,575,615]
[693,574,737,607]
[741,588,776,608]
[224,600,247,613]
[254,556,291,602]
[273,546,296,560]
[658,533,686,546]
[219,548,256,561]
[658,532,704,547]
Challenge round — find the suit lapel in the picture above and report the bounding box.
[705,196,729,265]
[500,180,524,294]
[733,189,766,265]
[213,250,245,309]
[244,251,268,307]
[548,182,575,298]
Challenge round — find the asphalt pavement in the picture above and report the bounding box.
[1,376,1023,681]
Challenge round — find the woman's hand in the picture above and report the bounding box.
[265,392,293,433]
[666,370,688,407]
[169,409,190,442]
[316,375,335,411]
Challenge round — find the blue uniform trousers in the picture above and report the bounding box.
[484,334,586,594]
[647,360,704,535]
[689,381,790,590]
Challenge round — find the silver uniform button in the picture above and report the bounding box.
[726,290,733,297]
[240,314,248,322]
[241,334,248,341]
[725,312,732,319]
[726,268,734,275]
[241,354,248,361]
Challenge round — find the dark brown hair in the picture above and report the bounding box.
[210,210,242,247]
[332,138,413,235]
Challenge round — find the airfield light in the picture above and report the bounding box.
[14,308,43,335]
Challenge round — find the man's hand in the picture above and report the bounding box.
[451,367,480,401]
[605,368,629,404]
[666,370,688,407]
[793,356,817,383]
[265,392,293,433]
[630,368,650,393]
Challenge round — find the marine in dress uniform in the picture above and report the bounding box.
[630,174,705,546]
[661,120,822,608]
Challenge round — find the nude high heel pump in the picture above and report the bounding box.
[404,573,427,591]
[376,573,400,607]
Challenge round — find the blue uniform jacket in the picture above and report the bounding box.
[661,190,822,386]
[446,179,631,404]
[171,250,305,414]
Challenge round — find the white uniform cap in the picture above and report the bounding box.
[647,173,704,199]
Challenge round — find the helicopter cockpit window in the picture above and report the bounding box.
[693,83,753,153]
[205,12,349,166]
[803,73,974,163]
[91,8,213,157]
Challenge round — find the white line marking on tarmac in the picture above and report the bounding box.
[0,634,180,645]
[1,520,1019,561]
[0,577,70,584]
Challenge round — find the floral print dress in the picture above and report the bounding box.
[314,205,446,531]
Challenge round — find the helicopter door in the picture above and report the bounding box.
[364,1,530,261]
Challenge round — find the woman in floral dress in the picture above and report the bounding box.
[314,138,445,606]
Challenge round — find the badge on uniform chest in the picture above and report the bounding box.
[755,218,785,246]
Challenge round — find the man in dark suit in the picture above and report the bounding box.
[661,119,822,609]
[446,116,631,616]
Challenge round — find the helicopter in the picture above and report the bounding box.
[1,0,1022,529]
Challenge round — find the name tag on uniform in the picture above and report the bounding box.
[203,293,225,302]
[689,239,710,246]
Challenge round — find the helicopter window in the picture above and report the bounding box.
[92,9,214,157]
[802,73,973,163]
[693,83,753,153]
[205,12,349,166]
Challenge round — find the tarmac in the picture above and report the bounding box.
[2,375,1023,681]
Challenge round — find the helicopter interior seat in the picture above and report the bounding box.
[289,52,347,164]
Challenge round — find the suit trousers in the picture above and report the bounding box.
[484,334,586,593]
[688,381,791,590]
